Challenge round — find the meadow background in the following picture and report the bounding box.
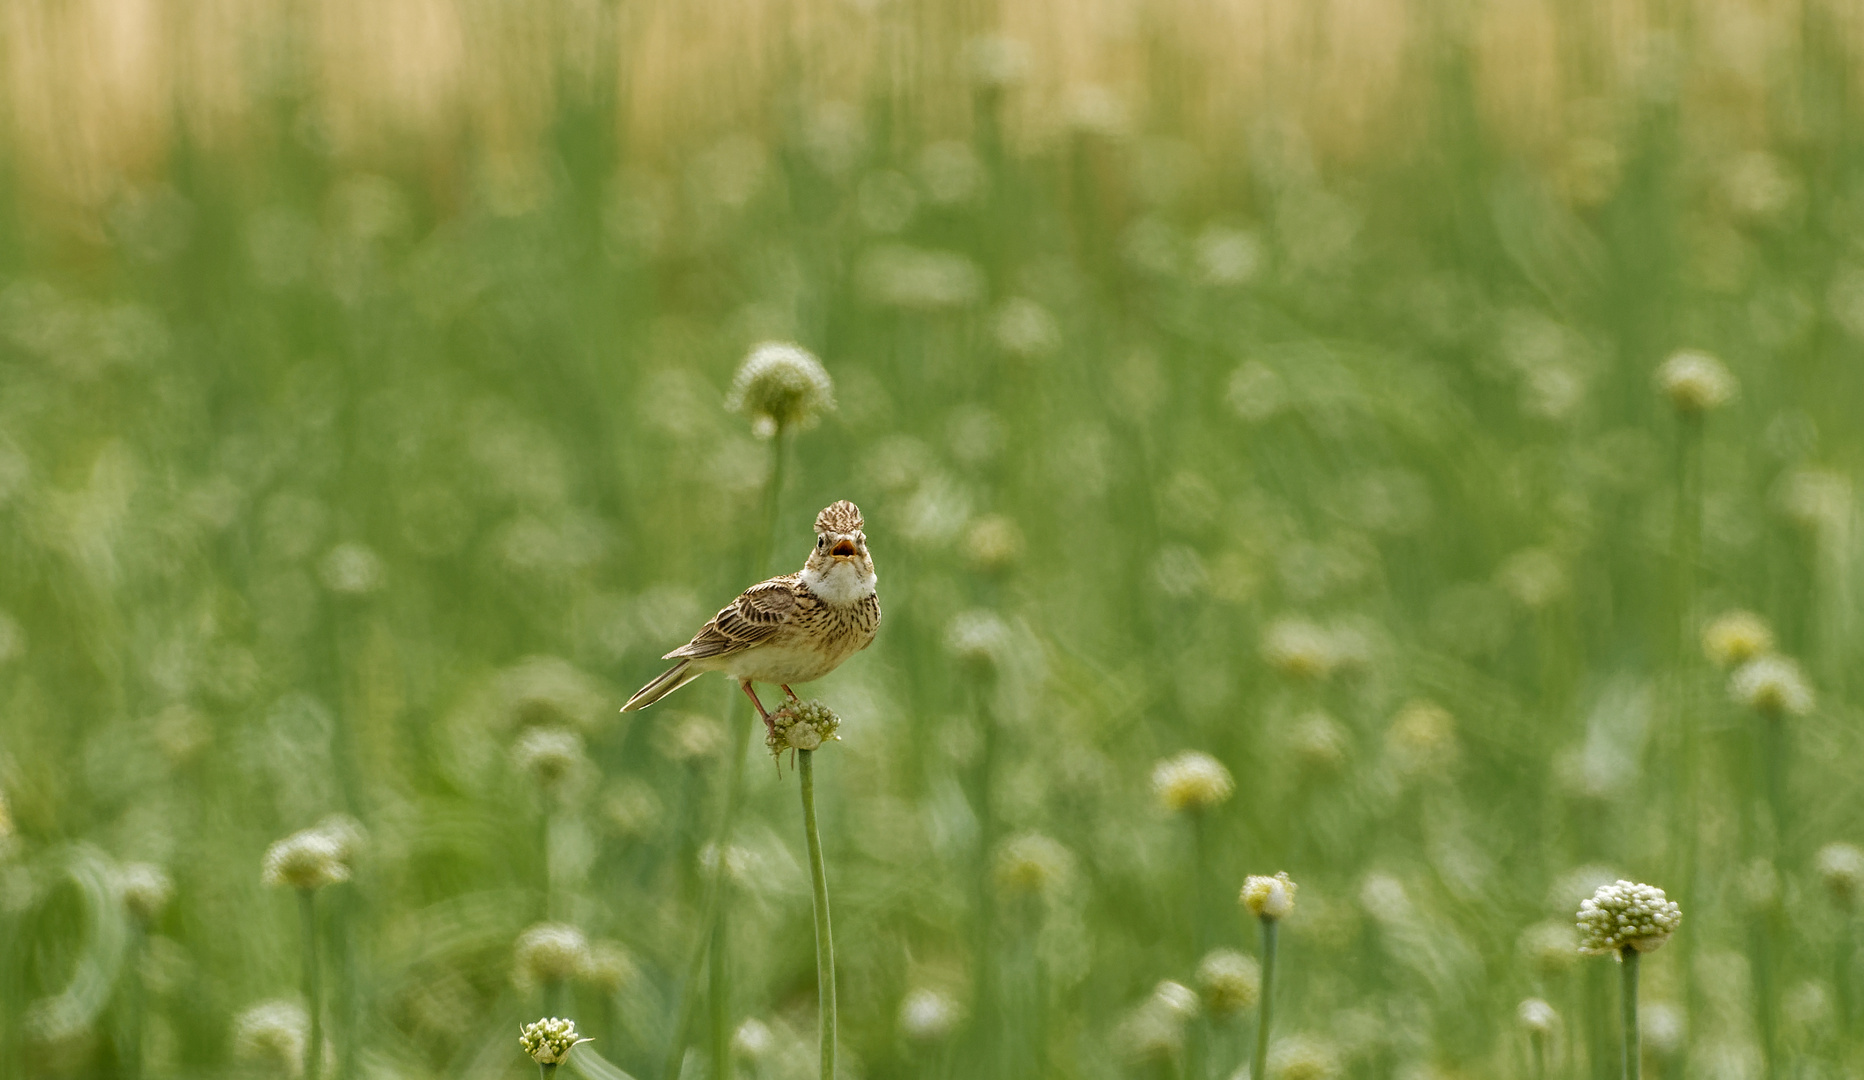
[3,0,1864,1077]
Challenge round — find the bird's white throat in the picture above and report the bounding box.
[802,561,876,605]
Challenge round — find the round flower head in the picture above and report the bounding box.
[1151,751,1234,813]
[1261,618,1336,681]
[1517,997,1557,1035]
[262,828,351,891]
[732,1018,774,1060]
[1702,610,1774,668]
[965,514,1024,572]
[1655,350,1737,413]
[1385,700,1458,776]
[1517,919,1579,977]
[726,342,835,438]
[1241,871,1298,920]
[511,727,586,788]
[1268,1034,1341,1080]
[1116,994,1188,1064]
[233,1000,309,1077]
[1152,980,1200,1020]
[1196,948,1261,1016]
[1576,880,1682,955]
[946,609,1011,668]
[766,699,841,758]
[580,940,638,993]
[514,923,592,989]
[898,987,962,1041]
[119,862,173,923]
[993,832,1073,897]
[1816,842,1864,908]
[519,1017,590,1065]
[1730,655,1815,716]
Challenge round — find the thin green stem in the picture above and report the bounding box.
[663,425,790,1080]
[1529,1029,1546,1080]
[1620,948,1639,1080]
[299,889,322,1080]
[541,1063,558,1080]
[1251,918,1278,1080]
[799,750,837,1080]
[125,923,145,1080]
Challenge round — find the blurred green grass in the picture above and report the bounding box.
[3,1,1864,1077]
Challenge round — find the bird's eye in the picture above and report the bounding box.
[817,536,826,549]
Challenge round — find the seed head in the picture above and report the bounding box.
[1517,998,1557,1035]
[1730,655,1814,716]
[993,832,1073,897]
[1816,842,1864,908]
[1655,350,1737,413]
[119,862,173,923]
[262,827,351,892]
[514,923,592,989]
[767,700,841,758]
[1576,880,1682,955]
[519,1017,590,1065]
[511,727,586,788]
[726,342,835,438]
[898,987,962,1041]
[1702,610,1774,668]
[1116,992,1190,1064]
[233,1000,309,1077]
[1241,871,1298,920]
[1195,948,1261,1016]
[1151,751,1234,813]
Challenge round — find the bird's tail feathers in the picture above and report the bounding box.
[622,661,702,712]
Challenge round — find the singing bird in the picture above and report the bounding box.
[622,500,881,727]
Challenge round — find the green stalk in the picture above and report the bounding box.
[1529,1027,1546,1080]
[299,889,323,1080]
[663,425,790,1080]
[1620,949,1640,1080]
[124,923,145,1080]
[799,749,837,1080]
[1250,918,1278,1080]
[540,1063,558,1080]
[1670,412,1702,1024]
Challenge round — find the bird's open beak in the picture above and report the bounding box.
[831,538,858,558]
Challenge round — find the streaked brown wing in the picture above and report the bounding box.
[663,577,799,660]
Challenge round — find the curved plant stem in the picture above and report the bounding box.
[1251,918,1278,1080]
[799,749,838,1080]
[1620,948,1640,1080]
[299,889,323,1080]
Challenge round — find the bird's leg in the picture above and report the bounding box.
[781,685,801,703]
[741,681,775,735]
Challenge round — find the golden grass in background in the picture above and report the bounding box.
[6,0,1860,209]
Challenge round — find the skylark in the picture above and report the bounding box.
[622,501,881,727]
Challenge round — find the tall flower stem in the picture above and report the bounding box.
[1619,948,1640,1080]
[663,425,790,1080]
[299,888,323,1080]
[1250,918,1278,1080]
[799,748,838,1080]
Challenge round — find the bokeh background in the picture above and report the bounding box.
[4,0,1864,1077]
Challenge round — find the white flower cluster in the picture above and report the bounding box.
[1241,871,1298,920]
[261,821,356,892]
[1655,350,1737,413]
[1196,948,1261,1015]
[726,342,835,437]
[514,923,591,989]
[766,699,841,757]
[1151,751,1234,813]
[511,726,586,788]
[1576,880,1682,955]
[1730,655,1815,716]
[518,1016,590,1065]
